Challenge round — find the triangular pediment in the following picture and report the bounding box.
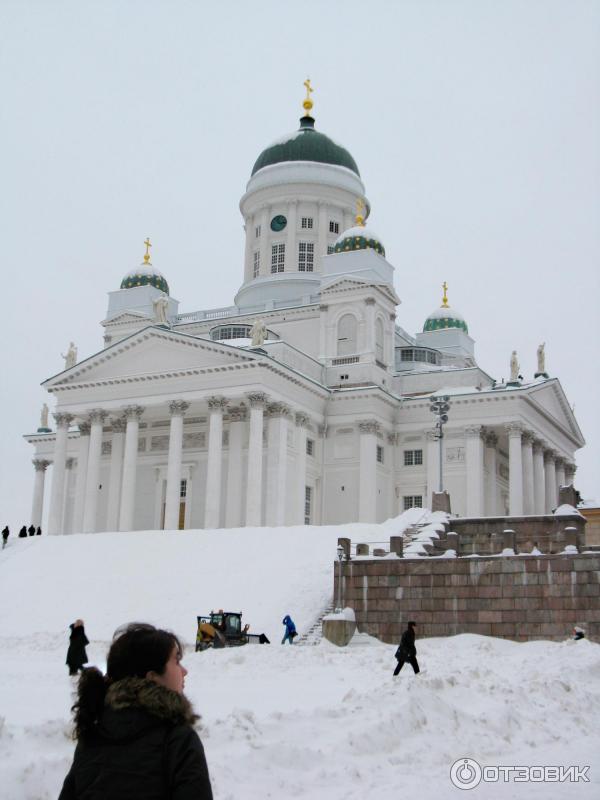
[526,380,585,446]
[321,276,399,304]
[43,327,259,387]
[101,310,152,326]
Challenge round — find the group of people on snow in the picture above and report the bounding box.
[1,525,42,548]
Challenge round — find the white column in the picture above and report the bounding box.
[465,425,484,517]
[484,432,498,516]
[72,423,90,534]
[506,423,524,516]
[426,429,440,505]
[30,459,50,528]
[82,409,107,533]
[259,206,269,277]
[521,431,535,516]
[105,418,126,532]
[225,405,246,528]
[532,439,546,515]
[47,412,74,535]
[118,405,144,532]
[294,413,309,525]
[544,450,557,512]
[358,420,379,522]
[555,458,566,495]
[317,201,328,261]
[565,463,576,488]
[204,396,227,529]
[61,458,75,534]
[286,200,297,270]
[164,400,190,530]
[265,403,290,526]
[245,393,267,526]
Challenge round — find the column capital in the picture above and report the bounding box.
[78,421,91,436]
[207,396,228,411]
[65,457,75,469]
[387,431,399,445]
[554,455,566,469]
[521,429,535,444]
[267,402,291,418]
[364,297,376,306]
[484,431,498,448]
[464,424,483,439]
[319,304,329,312]
[531,437,544,453]
[229,404,248,422]
[53,412,74,428]
[122,405,145,420]
[32,458,51,472]
[87,408,108,425]
[565,462,577,475]
[295,412,310,428]
[358,419,381,435]
[111,417,127,433]
[505,422,523,438]
[246,392,268,409]
[169,399,190,417]
[544,449,557,464]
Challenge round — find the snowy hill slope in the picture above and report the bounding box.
[1,516,599,799]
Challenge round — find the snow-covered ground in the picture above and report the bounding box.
[1,517,599,798]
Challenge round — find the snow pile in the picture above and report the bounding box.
[0,518,599,799]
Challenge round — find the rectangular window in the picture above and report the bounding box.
[304,486,312,525]
[327,245,335,254]
[255,224,261,238]
[376,445,384,464]
[329,220,340,234]
[306,438,314,456]
[301,217,313,229]
[180,479,187,498]
[403,495,423,510]
[404,449,423,466]
[271,243,285,273]
[253,251,260,278]
[298,241,314,272]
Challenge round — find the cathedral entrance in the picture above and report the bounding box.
[160,478,187,530]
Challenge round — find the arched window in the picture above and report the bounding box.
[375,318,384,364]
[337,314,357,356]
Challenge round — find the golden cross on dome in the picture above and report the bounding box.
[143,237,152,264]
[355,198,365,226]
[302,78,314,116]
[441,281,449,308]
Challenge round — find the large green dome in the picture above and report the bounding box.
[251,116,360,177]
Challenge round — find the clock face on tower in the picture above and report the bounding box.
[270,214,287,232]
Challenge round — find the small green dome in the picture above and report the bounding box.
[120,261,169,295]
[423,306,468,334]
[252,116,360,177]
[334,225,385,257]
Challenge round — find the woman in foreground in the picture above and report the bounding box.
[59,622,213,800]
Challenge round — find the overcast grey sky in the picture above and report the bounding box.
[1,0,598,528]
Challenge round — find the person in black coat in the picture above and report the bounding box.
[28,524,35,536]
[59,622,212,800]
[66,620,89,676]
[393,620,420,675]
[36,526,42,535]
[18,525,27,538]
[1,526,9,549]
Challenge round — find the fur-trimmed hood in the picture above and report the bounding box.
[98,677,198,742]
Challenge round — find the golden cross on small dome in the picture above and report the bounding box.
[302,78,314,116]
[143,237,152,264]
[355,198,366,226]
[441,281,449,308]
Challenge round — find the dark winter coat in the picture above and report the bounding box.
[36,526,42,535]
[395,627,417,660]
[1,526,8,541]
[282,615,296,634]
[28,525,35,536]
[58,677,213,800]
[18,526,27,538]
[66,625,89,671]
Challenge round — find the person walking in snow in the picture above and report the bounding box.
[1,526,9,549]
[393,621,420,675]
[36,526,42,535]
[28,524,35,536]
[66,619,90,676]
[572,626,585,641]
[281,614,297,644]
[18,525,27,538]
[58,622,213,800]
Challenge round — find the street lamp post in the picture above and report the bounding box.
[429,395,450,492]
[336,544,344,612]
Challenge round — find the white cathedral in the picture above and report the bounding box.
[26,87,585,535]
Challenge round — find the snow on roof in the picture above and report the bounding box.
[426,305,466,322]
[554,504,584,517]
[335,224,383,243]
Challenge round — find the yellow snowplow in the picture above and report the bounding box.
[195,611,270,651]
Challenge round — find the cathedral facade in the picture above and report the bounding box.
[26,91,585,534]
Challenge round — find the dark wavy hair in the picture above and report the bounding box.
[72,623,182,740]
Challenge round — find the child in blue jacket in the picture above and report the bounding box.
[282,615,297,644]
